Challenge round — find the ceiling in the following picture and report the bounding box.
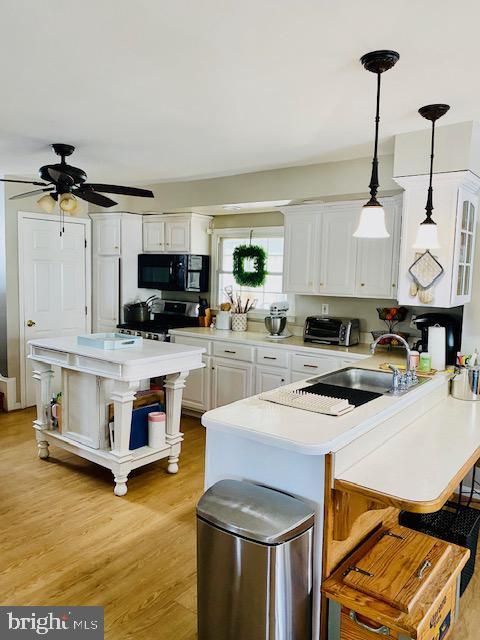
[1,1,479,185]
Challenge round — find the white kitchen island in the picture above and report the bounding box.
[28,336,204,496]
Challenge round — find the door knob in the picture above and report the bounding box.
[26,320,36,327]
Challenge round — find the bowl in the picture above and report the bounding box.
[265,316,286,336]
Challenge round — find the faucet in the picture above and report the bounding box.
[371,333,417,391]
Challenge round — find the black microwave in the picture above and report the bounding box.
[138,254,210,292]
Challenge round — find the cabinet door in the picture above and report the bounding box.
[319,209,357,295]
[93,256,119,332]
[283,214,318,293]
[255,366,289,393]
[211,358,254,408]
[182,356,210,412]
[143,221,165,252]
[93,218,121,256]
[165,220,190,253]
[451,197,478,305]
[355,205,398,298]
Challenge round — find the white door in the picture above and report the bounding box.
[283,214,318,293]
[319,209,357,295]
[165,220,190,253]
[20,217,89,407]
[93,256,120,332]
[255,366,289,393]
[182,356,210,412]
[355,206,397,298]
[211,358,254,408]
[93,217,121,256]
[143,221,165,252]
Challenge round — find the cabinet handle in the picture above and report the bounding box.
[224,350,236,354]
[281,378,285,382]
[304,364,318,369]
[361,283,365,287]
[392,283,396,288]
[264,356,277,360]
[349,611,390,636]
[320,282,324,286]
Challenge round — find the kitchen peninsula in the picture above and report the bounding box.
[200,350,480,639]
[28,336,204,496]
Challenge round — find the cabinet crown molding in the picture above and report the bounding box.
[394,169,480,194]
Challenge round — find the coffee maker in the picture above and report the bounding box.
[412,313,461,366]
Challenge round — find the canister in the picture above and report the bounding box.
[451,366,480,401]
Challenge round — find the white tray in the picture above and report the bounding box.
[77,333,143,350]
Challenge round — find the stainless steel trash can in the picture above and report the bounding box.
[197,479,314,640]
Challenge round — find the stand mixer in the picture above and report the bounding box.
[264,301,292,339]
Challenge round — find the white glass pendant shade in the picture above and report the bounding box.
[37,194,56,213]
[59,193,78,213]
[413,221,440,250]
[353,204,389,238]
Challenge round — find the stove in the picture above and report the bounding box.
[117,300,199,341]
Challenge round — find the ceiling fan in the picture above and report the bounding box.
[0,143,154,213]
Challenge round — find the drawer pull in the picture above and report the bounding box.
[264,356,277,360]
[303,364,318,369]
[224,350,236,354]
[416,560,432,580]
[349,611,390,636]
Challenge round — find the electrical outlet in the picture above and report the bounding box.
[321,303,329,316]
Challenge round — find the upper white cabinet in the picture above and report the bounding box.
[282,197,402,299]
[143,213,212,254]
[395,171,480,308]
[93,217,121,256]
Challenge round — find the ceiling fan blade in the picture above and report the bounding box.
[83,183,154,198]
[0,177,49,186]
[73,189,117,208]
[10,187,55,200]
[48,168,75,186]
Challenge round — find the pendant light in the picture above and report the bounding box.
[354,50,399,238]
[413,104,450,250]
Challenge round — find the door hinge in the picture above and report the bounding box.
[85,239,87,248]
[85,306,88,315]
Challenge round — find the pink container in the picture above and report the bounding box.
[148,411,166,448]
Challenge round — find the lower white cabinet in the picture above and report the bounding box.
[255,366,289,393]
[211,358,254,408]
[291,353,340,376]
[92,255,120,332]
[182,356,211,412]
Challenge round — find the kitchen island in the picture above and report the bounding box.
[28,336,204,495]
[201,356,480,639]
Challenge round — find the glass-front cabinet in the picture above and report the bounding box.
[452,193,478,306]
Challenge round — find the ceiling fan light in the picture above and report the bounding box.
[413,220,440,250]
[353,203,389,238]
[37,193,56,213]
[59,192,78,213]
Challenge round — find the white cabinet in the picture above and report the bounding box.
[142,213,212,254]
[283,212,319,293]
[281,197,402,299]
[182,356,211,412]
[319,206,357,295]
[255,366,289,393]
[92,256,119,333]
[211,358,254,408]
[395,171,480,308]
[93,217,121,256]
[291,353,340,376]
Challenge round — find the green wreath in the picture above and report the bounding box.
[232,244,267,287]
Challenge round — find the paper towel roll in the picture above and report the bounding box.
[428,324,446,371]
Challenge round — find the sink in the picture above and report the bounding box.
[305,367,430,396]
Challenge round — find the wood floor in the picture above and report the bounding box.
[0,408,478,639]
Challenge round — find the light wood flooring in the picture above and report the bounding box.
[0,408,478,639]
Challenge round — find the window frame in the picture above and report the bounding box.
[210,226,295,320]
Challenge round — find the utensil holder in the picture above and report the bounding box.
[231,313,247,332]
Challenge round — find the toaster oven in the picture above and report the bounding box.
[304,316,360,346]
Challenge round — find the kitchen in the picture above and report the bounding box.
[2,3,480,640]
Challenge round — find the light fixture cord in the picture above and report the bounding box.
[367,72,381,205]
[425,119,435,222]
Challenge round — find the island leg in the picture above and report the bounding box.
[31,360,54,459]
[110,380,139,496]
[164,371,189,474]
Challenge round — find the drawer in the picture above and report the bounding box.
[171,335,212,354]
[291,353,340,375]
[213,341,254,362]
[256,347,288,369]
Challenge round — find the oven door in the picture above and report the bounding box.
[305,318,342,343]
[138,254,186,291]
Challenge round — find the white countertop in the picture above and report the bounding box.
[335,397,480,509]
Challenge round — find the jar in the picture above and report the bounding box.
[231,313,248,332]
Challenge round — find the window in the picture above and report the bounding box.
[213,228,288,313]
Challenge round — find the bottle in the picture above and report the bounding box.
[419,352,432,373]
[409,350,420,370]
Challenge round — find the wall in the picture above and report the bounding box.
[0,182,6,375]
